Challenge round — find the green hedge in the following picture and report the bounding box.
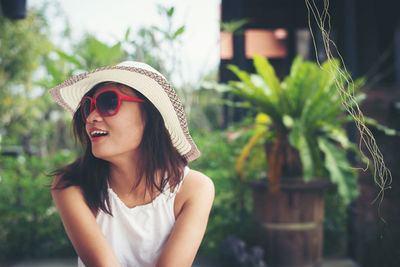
[189,128,260,257]
[0,151,76,260]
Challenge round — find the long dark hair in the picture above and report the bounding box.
[51,83,187,215]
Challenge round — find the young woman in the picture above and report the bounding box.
[50,61,214,267]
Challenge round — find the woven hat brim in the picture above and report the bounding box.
[49,66,200,162]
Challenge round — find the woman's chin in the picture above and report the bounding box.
[91,149,111,160]
[91,145,141,162]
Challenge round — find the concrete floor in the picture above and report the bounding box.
[0,257,360,267]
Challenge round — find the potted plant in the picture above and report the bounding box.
[219,55,393,266]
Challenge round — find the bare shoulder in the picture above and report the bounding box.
[51,176,82,198]
[51,176,98,217]
[185,169,213,191]
[177,169,215,205]
[51,176,83,207]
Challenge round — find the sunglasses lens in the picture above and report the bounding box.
[97,91,119,115]
[82,98,92,121]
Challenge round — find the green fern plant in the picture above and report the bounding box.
[224,55,394,204]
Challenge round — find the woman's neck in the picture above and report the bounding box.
[108,161,163,205]
[108,155,143,196]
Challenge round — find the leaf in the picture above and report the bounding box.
[249,144,267,176]
[288,55,304,76]
[151,25,163,33]
[227,65,275,107]
[167,7,175,17]
[55,49,83,68]
[317,137,359,204]
[173,26,185,39]
[227,65,255,92]
[201,81,232,93]
[298,133,314,181]
[364,117,399,136]
[235,129,268,178]
[252,54,281,100]
[45,60,63,85]
[282,114,294,128]
[124,28,131,41]
[218,98,253,109]
[225,67,283,128]
[220,19,249,34]
[353,92,367,105]
[319,122,351,149]
[255,113,270,125]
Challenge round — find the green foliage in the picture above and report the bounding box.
[0,9,53,145]
[188,85,225,131]
[122,4,186,80]
[72,35,128,70]
[0,9,51,87]
[0,151,76,259]
[223,55,368,204]
[189,127,264,257]
[220,19,249,34]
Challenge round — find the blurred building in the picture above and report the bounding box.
[219,0,400,266]
[0,0,26,20]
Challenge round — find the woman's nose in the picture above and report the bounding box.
[86,108,103,123]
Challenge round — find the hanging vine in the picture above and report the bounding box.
[305,0,393,214]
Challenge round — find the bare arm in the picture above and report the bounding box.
[51,177,121,267]
[156,170,215,267]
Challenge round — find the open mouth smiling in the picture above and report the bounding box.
[89,128,109,140]
[91,130,108,138]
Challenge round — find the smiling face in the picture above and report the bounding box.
[84,83,146,162]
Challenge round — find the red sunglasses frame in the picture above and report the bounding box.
[80,89,145,123]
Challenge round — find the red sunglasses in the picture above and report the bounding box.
[80,89,145,123]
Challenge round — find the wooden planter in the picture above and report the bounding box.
[249,179,334,267]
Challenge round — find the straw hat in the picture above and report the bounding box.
[49,61,200,162]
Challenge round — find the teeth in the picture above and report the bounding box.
[91,130,108,137]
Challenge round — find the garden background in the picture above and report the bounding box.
[1,1,399,267]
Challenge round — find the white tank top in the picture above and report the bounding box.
[78,166,190,267]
